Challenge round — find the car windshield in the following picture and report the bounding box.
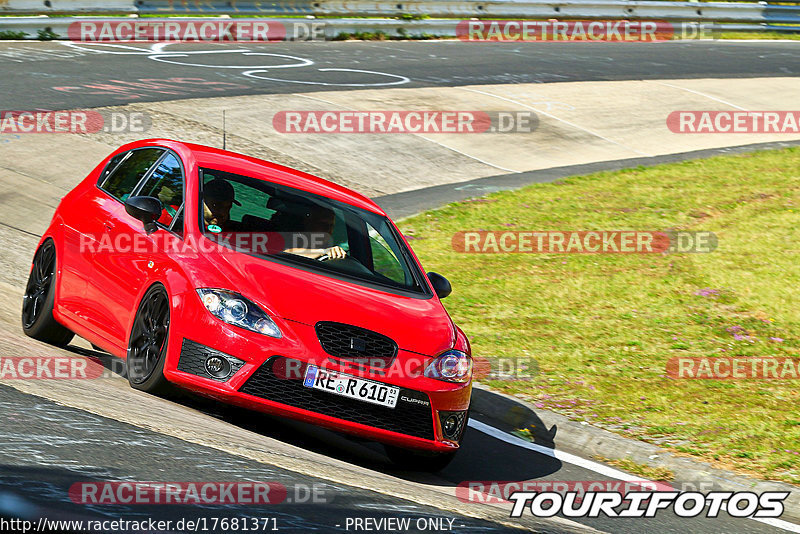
[198,168,428,295]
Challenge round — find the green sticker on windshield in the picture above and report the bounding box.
[208,224,222,233]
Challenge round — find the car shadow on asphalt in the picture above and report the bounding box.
[62,345,563,489]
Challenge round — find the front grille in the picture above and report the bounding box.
[315,321,398,369]
[177,338,245,381]
[239,357,435,440]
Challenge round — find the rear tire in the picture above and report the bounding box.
[127,283,173,395]
[384,445,457,472]
[21,239,74,347]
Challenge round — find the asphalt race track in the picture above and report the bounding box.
[1,39,800,534]
[0,40,798,109]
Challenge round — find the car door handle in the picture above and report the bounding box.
[104,222,115,231]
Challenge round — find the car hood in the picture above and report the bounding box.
[201,252,457,357]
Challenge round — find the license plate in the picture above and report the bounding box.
[303,365,399,408]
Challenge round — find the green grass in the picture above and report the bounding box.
[401,147,800,484]
[0,30,27,40]
[594,456,675,481]
[716,31,800,40]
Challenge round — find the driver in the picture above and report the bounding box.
[283,205,346,260]
[203,177,242,232]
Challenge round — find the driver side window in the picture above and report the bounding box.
[367,225,405,284]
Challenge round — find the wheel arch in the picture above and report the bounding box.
[123,267,193,357]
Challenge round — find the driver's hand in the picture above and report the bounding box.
[324,246,346,259]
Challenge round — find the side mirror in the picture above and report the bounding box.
[427,272,452,299]
[124,196,162,235]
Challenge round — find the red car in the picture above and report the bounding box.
[21,139,472,470]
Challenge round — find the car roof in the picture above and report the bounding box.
[127,139,387,216]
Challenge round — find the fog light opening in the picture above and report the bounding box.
[443,415,459,437]
[439,411,466,441]
[205,355,231,378]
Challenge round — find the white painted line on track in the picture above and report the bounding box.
[149,52,314,69]
[243,68,410,87]
[469,418,654,482]
[296,93,519,173]
[714,40,800,43]
[413,133,520,173]
[469,418,800,532]
[647,81,749,111]
[460,87,653,158]
[757,518,800,533]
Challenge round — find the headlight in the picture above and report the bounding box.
[424,349,472,383]
[196,289,282,338]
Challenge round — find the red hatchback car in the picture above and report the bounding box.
[21,139,472,470]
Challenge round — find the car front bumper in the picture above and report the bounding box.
[163,294,472,453]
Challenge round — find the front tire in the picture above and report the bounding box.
[127,283,172,394]
[384,445,457,472]
[21,239,74,347]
